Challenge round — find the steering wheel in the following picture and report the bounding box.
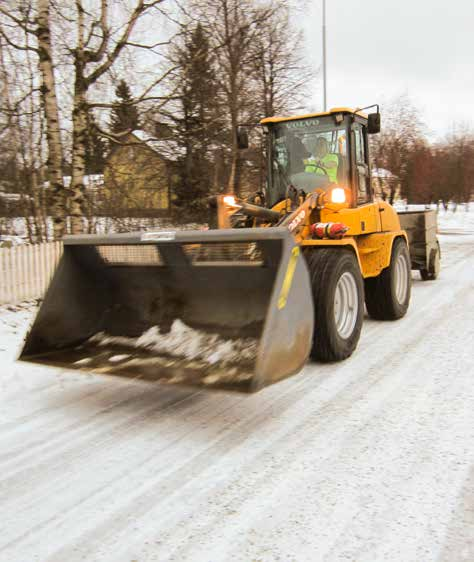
[306,162,329,177]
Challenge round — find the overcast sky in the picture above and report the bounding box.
[301,0,474,140]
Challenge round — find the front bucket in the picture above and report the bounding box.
[19,228,314,393]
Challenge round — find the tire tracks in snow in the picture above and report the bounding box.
[19,253,473,561]
[1,235,472,561]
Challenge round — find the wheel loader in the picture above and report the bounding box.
[20,107,412,393]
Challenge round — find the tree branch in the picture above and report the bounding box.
[89,95,178,108]
[125,40,170,50]
[0,28,38,53]
[0,7,36,33]
[86,0,110,63]
[85,0,165,86]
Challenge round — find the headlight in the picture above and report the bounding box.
[330,187,346,204]
[223,195,240,207]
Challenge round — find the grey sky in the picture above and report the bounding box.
[302,0,474,140]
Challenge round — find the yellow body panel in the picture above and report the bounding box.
[320,203,381,236]
[301,232,407,279]
[356,231,407,278]
[261,195,408,279]
[377,201,403,232]
[292,200,407,279]
[301,238,363,270]
[272,199,292,214]
[261,107,368,125]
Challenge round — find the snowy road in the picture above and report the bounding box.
[0,230,473,562]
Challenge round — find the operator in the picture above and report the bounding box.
[304,137,339,183]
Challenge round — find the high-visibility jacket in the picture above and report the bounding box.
[304,153,339,183]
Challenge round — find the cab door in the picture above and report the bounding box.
[352,122,371,204]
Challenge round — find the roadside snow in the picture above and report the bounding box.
[0,300,37,360]
[437,205,474,233]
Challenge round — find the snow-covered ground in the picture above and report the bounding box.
[0,210,473,561]
[437,204,474,234]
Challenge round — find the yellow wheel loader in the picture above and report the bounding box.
[20,107,412,393]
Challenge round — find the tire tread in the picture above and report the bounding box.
[365,238,411,320]
[304,249,363,362]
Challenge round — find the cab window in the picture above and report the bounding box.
[353,124,370,203]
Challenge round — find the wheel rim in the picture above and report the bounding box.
[394,252,409,304]
[334,272,359,339]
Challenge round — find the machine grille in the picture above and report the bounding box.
[183,242,263,265]
[97,245,163,266]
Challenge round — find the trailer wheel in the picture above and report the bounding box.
[420,241,441,281]
[365,238,411,320]
[304,249,364,362]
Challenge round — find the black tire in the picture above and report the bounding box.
[304,249,364,362]
[420,241,441,281]
[364,238,411,320]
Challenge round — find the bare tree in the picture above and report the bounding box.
[0,0,67,238]
[370,95,425,203]
[433,127,474,207]
[65,0,169,233]
[1,0,172,236]
[0,22,49,241]
[250,3,312,117]
[370,96,474,205]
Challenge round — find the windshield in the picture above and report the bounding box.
[267,115,348,206]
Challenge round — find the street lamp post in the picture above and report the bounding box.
[322,0,327,111]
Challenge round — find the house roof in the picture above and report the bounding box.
[372,168,397,179]
[131,130,184,161]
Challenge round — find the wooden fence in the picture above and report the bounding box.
[0,242,63,305]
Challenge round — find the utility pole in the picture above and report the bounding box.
[322,0,327,111]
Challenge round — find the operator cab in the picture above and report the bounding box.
[260,107,380,208]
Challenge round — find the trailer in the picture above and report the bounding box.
[398,209,440,280]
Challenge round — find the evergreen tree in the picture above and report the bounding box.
[171,24,220,219]
[110,80,140,134]
[84,115,107,174]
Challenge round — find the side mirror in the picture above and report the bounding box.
[236,127,249,149]
[367,112,381,134]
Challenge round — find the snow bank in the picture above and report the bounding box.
[0,300,38,360]
[436,205,474,233]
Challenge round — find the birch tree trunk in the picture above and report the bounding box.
[70,6,87,235]
[36,0,66,239]
[70,86,88,234]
